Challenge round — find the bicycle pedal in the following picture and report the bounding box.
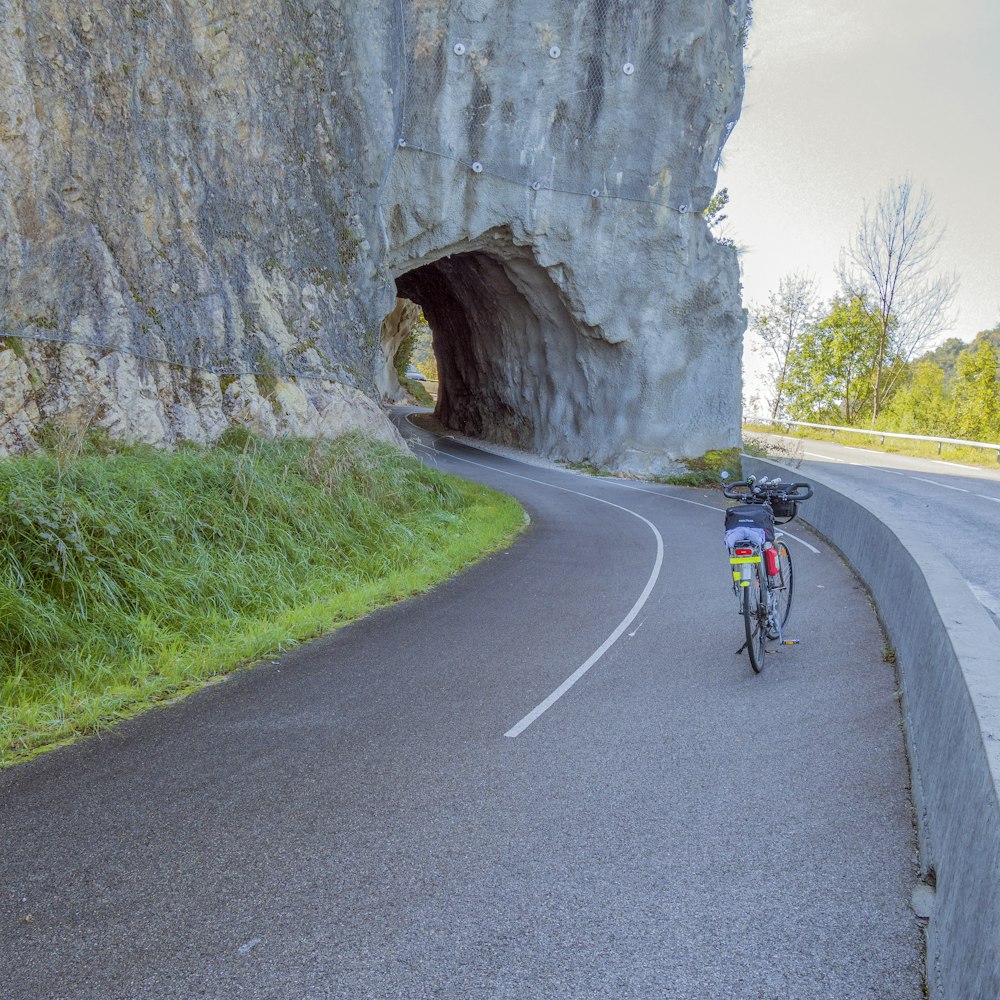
[780,639,800,645]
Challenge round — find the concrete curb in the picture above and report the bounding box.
[743,456,1000,1000]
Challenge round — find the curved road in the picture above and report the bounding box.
[0,420,923,998]
[754,432,1000,628]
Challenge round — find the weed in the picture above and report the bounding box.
[561,460,614,477]
[655,448,742,487]
[26,316,58,331]
[0,336,28,359]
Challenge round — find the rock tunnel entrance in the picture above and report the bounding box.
[393,235,613,461]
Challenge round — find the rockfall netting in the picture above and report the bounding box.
[1,0,745,377]
[1,0,390,383]
[393,0,743,207]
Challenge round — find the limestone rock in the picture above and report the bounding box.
[0,0,748,471]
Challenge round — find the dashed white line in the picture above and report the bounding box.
[976,494,1000,504]
[805,450,847,463]
[933,459,980,470]
[909,476,969,493]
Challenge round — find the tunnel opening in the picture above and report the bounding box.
[391,232,609,459]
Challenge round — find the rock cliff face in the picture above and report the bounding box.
[0,0,748,471]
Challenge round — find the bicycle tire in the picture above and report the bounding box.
[742,558,768,673]
[766,541,794,640]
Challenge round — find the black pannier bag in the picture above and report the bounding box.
[769,496,798,523]
[724,503,775,542]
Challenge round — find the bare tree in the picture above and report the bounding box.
[748,272,819,420]
[838,179,959,422]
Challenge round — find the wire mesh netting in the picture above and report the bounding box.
[396,0,742,209]
[1,1,396,384]
[1,0,743,377]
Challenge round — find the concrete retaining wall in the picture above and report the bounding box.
[744,457,1000,999]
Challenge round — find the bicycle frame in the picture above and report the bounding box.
[729,540,789,665]
[722,474,809,672]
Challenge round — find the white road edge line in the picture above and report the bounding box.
[909,476,969,493]
[600,476,824,553]
[805,450,847,463]
[407,415,828,555]
[409,432,665,739]
[933,459,979,470]
[404,418,827,726]
[774,528,821,554]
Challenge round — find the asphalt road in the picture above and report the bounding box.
[1,422,924,999]
[753,432,1000,628]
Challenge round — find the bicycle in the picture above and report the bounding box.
[720,472,813,673]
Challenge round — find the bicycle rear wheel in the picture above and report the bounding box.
[766,541,794,639]
[742,559,768,673]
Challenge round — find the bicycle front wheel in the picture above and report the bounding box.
[766,541,794,639]
[742,559,768,673]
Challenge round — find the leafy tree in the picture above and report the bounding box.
[918,336,966,379]
[784,296,885,424]
[879,361,950,435]
[949,339,1000,441]
[748,272,819,419]
[409,313,438,380]
[916,326,999,377]
[838,179,959,422]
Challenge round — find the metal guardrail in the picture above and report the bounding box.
[748,418,1000,461]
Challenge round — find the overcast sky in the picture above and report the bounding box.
[718,0,1000,354]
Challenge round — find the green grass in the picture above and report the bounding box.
[743,421,1000,469]
[0,432,525,767]
[400,374,434,407]
[561,449,742,487]
[654,448,743,487]
[559,460,616,477]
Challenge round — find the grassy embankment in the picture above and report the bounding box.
[743,421,1000,469]
[0,431,525,767]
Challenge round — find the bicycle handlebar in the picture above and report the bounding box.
[722,476,814,502]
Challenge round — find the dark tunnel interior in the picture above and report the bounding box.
[396,250,541,449]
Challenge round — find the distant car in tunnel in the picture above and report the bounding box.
[405,365,426,381]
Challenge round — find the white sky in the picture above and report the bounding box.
[718,0,1000,365]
